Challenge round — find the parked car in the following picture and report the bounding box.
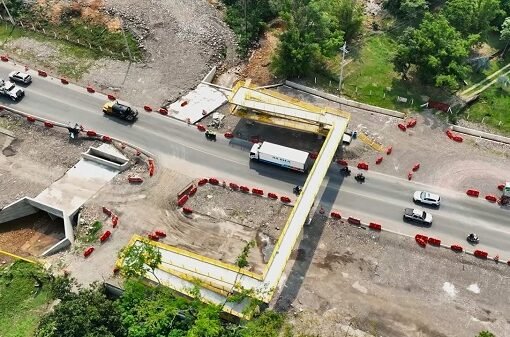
[103,101,138,122]
[403,208,433,226]
[8,71,32,84]
[413,191,441,207]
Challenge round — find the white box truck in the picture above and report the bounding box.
[249,141,311,172]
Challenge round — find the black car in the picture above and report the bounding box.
[103,101,138,122]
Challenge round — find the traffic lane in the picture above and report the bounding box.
[326,185,510,256]
[337,171,510,230]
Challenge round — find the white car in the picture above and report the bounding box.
[403,208,433,226]
[9,71,32,84]
[413,191,441,207]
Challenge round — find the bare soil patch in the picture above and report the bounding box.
[279,216,510,337]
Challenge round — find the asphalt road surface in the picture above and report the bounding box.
[1,63,508,258]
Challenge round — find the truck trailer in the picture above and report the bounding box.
[249,141,311,172]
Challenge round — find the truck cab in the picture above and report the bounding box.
[249,143,261,159]
[103,101,138,122]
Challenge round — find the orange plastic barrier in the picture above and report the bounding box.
[474,250,488,259]
[369,222,382,230]
[485,195,498,203]
[398,123,406,131]
[83,247,94,257]
[347,217,361,225]
[177,195,189,207]
[208,178,219,185]
[100,230,111,243]
[451,244,463,252]
[330,211,341,219]
[466,189,480,197]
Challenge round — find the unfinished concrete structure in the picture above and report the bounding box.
[0,144,128,256]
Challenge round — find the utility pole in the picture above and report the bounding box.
[338,42,349,95]
[2,1,15,25]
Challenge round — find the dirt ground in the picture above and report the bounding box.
[0,0,238,107]
[277,215,510,337]
[51,166,292,285]
[0,113,102,257]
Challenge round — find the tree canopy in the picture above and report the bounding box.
[393,13,478,88]
[442,0,502,36]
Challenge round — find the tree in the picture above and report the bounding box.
[399,0,428,22]
[329,0,364,42]
[477,331,495,337]
[118,240,162,285]
[501,17,510,41]
[36,283,125,337]
[271,0,343,77]
[443,0,502,36]
[393,13,478,88]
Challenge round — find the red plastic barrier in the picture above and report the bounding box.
[386,146,393,155]
[197,124,206,132]
[330,211,341,219]
[182,207,193,214]
[189,186,198,196]
[445,130,453,139]
[177,195,189,207]
[485,195,497,203]
[100,230,111,243]
[375,157,383,165]
[228,183,239,190]
[280,196,291,203]
[180,100,188,107]
[224,132,234,139]
[208,178,219,185]
[38,70,47,77]
[337,159,348,166]
[252,188,264,195]
[107,94,116,100]
[86,86,95,93]
[347,217,361,225]
[128,176,143,183]
[415,234,429,242]
[415,235,427,247]
[453,135,463,142]
[466,189,480,197]
[309,152,318,160]
[240,186,250,193]
[369,222,382,230]
[148,233,159,241]
[267,192,278,199]
[102,207,112,217]
[198,178,207,186]
[83,247,94,257]
[111,215,119,227]
[427,237,441,246]
[0,55,8,62]
[408,172,413,181]
[406,119,417,128]
[498,184,505,191]
[398,123,406,131]
[474,250,488,259]
[357,162,368,170]
[101,135,112,143]
[144,105,152,112]
[86,130,97,137]
[44,121,53,128]
[412,163,420,172]
[61,78,69,85]
[148,159,155,177]
[155,230,167,238]
[26,116,36,123]
[451,244,463,252]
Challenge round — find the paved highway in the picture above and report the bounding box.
[1,63,509,258]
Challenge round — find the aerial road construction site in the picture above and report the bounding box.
[0,57,509,336]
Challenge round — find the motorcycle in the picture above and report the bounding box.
[293,185,302,195]
[67,123,82,140]
[205,130,217,141]
[341,167,351,176]
[466,233,479,244]
[354,173,365,183]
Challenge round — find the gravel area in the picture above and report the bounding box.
[278,216,510,337]
[1,0,239,107]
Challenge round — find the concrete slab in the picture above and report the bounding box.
[169,83,227,124]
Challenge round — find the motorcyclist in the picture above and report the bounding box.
[467,233,479,243]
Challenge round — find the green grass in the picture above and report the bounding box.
[306,34,449,112]
[0,261,51,337]
[464,86,510,134]
[82,221,103,243]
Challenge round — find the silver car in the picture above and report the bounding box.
[413,191,441,207]
[8,71,32,84]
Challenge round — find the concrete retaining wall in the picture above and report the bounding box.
[82,147,129,171]
[41,237,71,256]
[202,66,217,83]
[285,81,406,119]
[0,198,38,223]
[451,125,510,145]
